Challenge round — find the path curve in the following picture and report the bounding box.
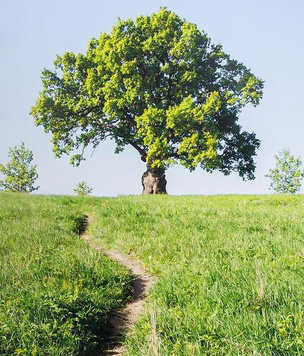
[80,215,154,355]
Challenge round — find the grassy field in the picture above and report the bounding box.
[1,193,304,355]
[0,193,132,355]
[89,195,304,355]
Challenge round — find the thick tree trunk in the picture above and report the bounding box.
[141,165,167,195]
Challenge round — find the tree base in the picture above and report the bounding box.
[141,168,167,195]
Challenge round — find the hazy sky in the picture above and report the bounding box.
[1,0,304,196]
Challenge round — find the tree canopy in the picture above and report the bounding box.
[31,8,263,192]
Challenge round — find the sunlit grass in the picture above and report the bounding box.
[90,195,304,355]
[0,193,132,355]
[2,193,304,355]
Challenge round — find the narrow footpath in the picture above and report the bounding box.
[80,215,154,355]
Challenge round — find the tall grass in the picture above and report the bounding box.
[90,195,304,355]
[2,193,304,355]
[0,193,132,355]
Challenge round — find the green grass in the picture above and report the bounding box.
[89,195,304,355]
[0,193,132,356]
[2,193,304,355]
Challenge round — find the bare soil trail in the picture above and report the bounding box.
[80,215,154,355]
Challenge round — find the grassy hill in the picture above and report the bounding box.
[1,193,304,355]
[89,195,304,355]
[0,193,132,355]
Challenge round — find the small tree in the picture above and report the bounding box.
[266,149,304,194]
[74,181,92,196]
[0,143,39,193]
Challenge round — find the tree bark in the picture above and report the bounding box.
[141,164,167,195]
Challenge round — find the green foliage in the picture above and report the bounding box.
[266,149,304,193]
[31,8,263,180]
[0,193,132,355]
[0,143,39,192]
[74,181,93,196]
[90,195,304,355]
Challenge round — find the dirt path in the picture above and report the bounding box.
[80,215,154,355]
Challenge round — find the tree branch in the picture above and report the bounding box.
[129,141,146,157]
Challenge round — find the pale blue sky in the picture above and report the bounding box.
[1,0,304,196]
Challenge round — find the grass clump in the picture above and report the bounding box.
[90,195,304,355]
[0,193,132,355]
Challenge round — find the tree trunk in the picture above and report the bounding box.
[141,165,167,195]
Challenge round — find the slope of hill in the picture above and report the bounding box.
[0,193,132,355]
[90,195,304,355]
[1,193,304,355]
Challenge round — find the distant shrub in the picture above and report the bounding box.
[266,149,304,193]
[74,181,92,196]
[0,142,39,192]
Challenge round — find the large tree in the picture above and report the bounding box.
[31,8,263,194]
